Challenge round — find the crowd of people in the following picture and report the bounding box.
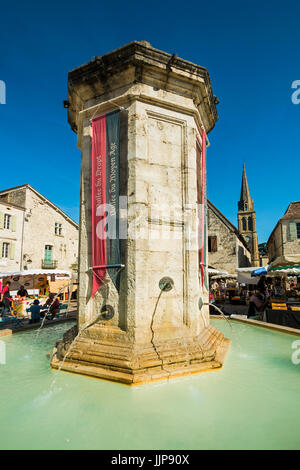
[0,282,60,323]
[209,278,247,304]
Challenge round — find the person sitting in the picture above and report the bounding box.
[273,278,285,298]
[248,292,268,321]
[41,293,60,319]
[26,299,41,324]
[17,285,29,298]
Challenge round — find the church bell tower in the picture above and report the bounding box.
[237,164,260,267]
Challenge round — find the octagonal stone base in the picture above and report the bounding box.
[50,324,231,385]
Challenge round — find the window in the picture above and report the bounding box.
[4,214,11,229]
[208,236,217,253]
[242,217,247,231]
[248,216,253,231]
[289,222,299,241]
[2,242,9,258]
[55,223,62,236]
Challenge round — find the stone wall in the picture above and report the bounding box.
[268,225,280,262]
[22,188,78,271]
[282,220,300,255]
[268,219,300,262]
[78,92,206,338]
[208,205,251,273]
[0,188,27,208]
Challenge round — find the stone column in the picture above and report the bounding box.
[51,41,230,384]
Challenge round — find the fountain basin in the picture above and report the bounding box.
[1,319,299,450]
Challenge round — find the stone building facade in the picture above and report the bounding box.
[208,200,251,274]
[0,201,25,271]
[267,201,300,263]
[0,184,78,272]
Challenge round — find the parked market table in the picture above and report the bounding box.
[12,298,47,317]
[266,308,300,329]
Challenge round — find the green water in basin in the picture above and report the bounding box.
[0,319,299,450]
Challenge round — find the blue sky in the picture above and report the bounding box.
[0,0,299,242]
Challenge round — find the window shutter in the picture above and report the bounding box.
[0,241,3,258]
[211,236,218,252]
[0,212,4,229]
[289,222,297,241]
[11,215,16,232]
[9,243,15,260]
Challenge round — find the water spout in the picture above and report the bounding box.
[149,278,194,380]
[209,303,233,329]
[209,303,241,350]
[50,312,105,390]
[34,282,74,343]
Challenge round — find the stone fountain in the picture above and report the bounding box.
[51,41,230,385]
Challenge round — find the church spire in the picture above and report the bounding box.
[237,163,260,267]
[238,163,252,212]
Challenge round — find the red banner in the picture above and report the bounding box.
[92,115,107,297]
[200,129,206,286]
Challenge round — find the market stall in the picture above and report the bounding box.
[248,258,300,329]
[0,269,72,316]
[210,273,239,303]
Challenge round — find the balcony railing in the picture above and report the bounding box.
[41,259,58,269]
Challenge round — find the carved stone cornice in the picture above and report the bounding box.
[67,41,218,135]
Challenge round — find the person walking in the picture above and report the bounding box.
[1,281,12,318]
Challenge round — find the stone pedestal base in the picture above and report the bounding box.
[50,324,231,385]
